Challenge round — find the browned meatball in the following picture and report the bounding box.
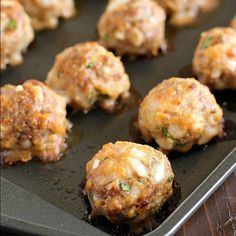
[138,77,223,153]
[0,80,70,165]
[46,42,130,113]
[97,0,166,57]
[1,0,34,70]
[18,0,75,30]
[156,0,218,26]
[193,27,236,90]
[231,15,236,30]
[86,141,174,225]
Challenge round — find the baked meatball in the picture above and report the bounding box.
[156,0,218,26]
[86,141,174,225]
[0,0,34,70]
[231,15,236,30]
[46,42,130,113]
[138,77,223,153]
[18,0,75,30]
[97,0,166,57]
[193,27,236,90]
[0,80,70,165]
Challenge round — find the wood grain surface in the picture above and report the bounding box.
[175,171,236,236]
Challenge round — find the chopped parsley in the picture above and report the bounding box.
[103,33,110,42]
[88,90,95,99]
[161,127,183,146]
[119,182,130,192]
[161,127,170,138]
[168,176,174,183]
[6,19,17,30]
[201,36,211,49]
[88,192,94,202]
[86,62,94,69]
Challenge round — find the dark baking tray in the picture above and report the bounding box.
[1,0,236,235]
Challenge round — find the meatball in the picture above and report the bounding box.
[0,0,34,70]
[85,141,174,225]
[193,27,236,90]
[231,15,236,30]
[138,77,223,153]
[46,42,130,113]
[97,0,166,57]
[18,0,75,30]
[0,80,70,165]
[156,0,218,26]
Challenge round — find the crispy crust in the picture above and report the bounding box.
[98,0,166,56]
[86,141,174,224]
[0,0,34,69]
[0,80,70,165]
[138,77,223,152]
[19,0,75,30]
[156,0,218,26]
[46,42,130,112]
[193,27,236,90]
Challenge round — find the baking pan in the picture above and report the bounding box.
[1,0,236,235]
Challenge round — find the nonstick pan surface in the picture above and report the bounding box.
[1,0,236,235]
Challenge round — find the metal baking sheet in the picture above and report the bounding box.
[1,0,236,235]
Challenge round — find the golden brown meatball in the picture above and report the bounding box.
[86,141,174,225]
[0,80,70,165]
[97,0,166,57]
[231,15,236,30]
[0,0,34,70]
[46,42,130,113]
[193,27,236,90]
[138,77,223,153]
[18,0,75,30]
[156,0,218,26]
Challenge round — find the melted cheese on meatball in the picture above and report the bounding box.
[46,42,130,113]
[0,80,70,165]
[18,0,75,30]
[1,0,34,69]
[138,77,223,152]
[86,141,174,224]
[98,0,166,56]
[193,27,236,90]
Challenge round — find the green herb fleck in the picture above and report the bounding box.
[103,156,108,161]
[88,192,94,202]
[86,62,94,69]
[168,176,174,183]
[201,36,211,49]
[161,127,183,146]
[6,19,17,30]
[103,33,110,42]
[88,90,95,100]
[161,127,170,138]
[119,182,130,192]
[174,139,183,145]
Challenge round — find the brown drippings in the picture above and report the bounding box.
[218,119,236,142]
[128,112,236,159]
[79,179,181,236]
[128,115,144,144]
[105,86,142,115]
[178,64,195,78]
[214,90,236,113]
[74,0,87,17]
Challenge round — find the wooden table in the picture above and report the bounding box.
[1,172,235,236]
[176,171,236,236]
